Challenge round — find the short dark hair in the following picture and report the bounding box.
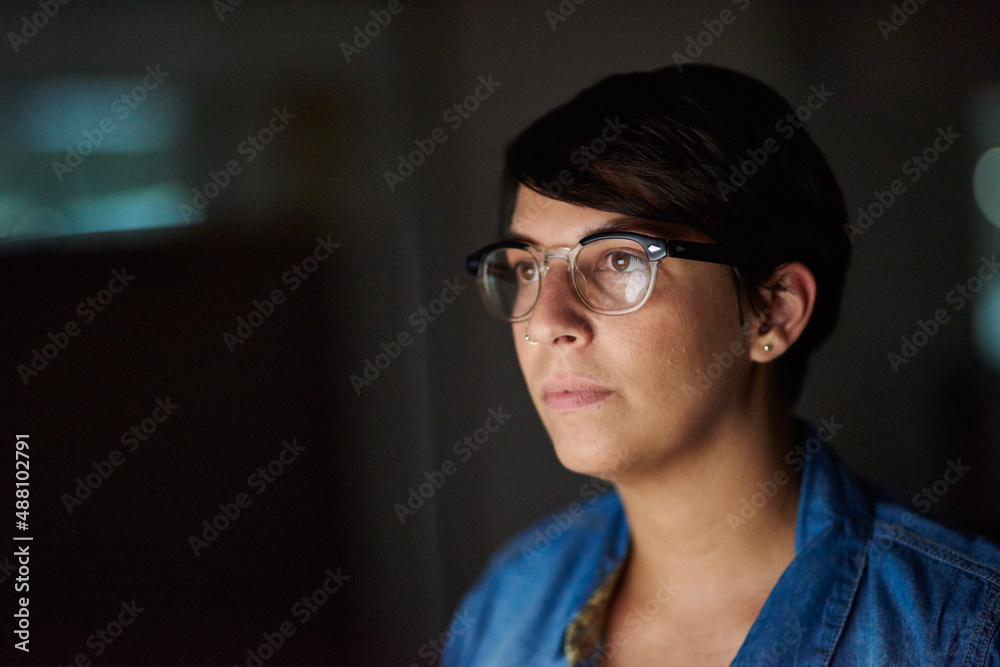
[500,64,850,402]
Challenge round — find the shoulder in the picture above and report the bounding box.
[442,490,627,666]
[788,439,1000,663]
[841,470,1000,663]
[870,493,1000,587]
[800,431,1000,592]
[853,462,1000,587]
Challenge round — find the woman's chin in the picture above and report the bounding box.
[550,437,638,481]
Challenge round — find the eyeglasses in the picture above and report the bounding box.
[465,231,741,322]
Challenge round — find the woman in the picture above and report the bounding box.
[446,65,1000,665]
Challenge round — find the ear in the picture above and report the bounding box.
[747,262,817,363]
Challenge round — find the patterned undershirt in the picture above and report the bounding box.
[563,558,627,667]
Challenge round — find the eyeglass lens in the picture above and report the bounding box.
[480,238,653,320]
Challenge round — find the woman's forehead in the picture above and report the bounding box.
[508,189,705,245]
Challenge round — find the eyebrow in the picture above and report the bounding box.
[506,216,681,244]
[589,217,665,235]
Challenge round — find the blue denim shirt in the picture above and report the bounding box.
[443,434,1000,665]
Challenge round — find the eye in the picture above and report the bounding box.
[599,249,646,273]
[514,261,538,283]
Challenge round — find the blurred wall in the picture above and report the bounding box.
[2,1,998,665]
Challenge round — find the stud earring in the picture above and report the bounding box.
[763,344,771,352]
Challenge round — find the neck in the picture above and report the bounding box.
[612,380,801,614]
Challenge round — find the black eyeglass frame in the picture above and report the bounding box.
[465,230,744,322]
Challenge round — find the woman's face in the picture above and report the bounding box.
[510,186,758,481]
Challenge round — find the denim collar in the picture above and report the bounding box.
[734,432,871,665]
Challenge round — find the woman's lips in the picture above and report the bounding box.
[541,377,615,413]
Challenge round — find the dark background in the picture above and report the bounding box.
[2,1,999,665]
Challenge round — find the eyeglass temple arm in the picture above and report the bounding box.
[663,239,743,266]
